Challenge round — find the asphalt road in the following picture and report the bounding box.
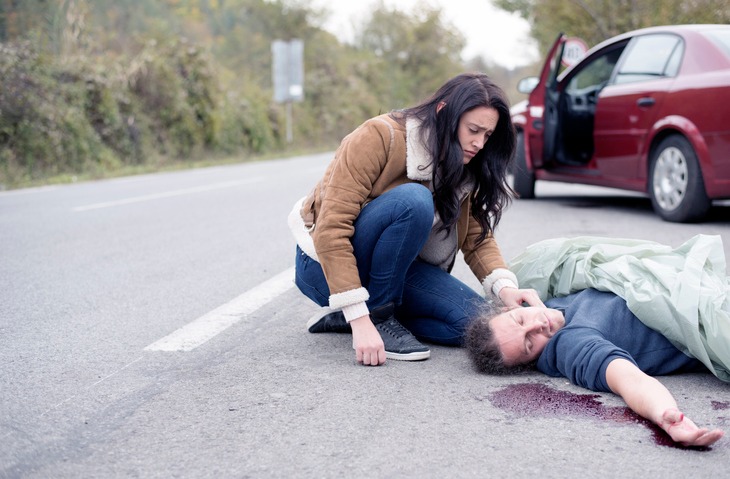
[1,153,729,478]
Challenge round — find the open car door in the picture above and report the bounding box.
[532,33,567,166]
[525,33,566,169]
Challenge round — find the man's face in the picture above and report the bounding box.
[490,307,566,366]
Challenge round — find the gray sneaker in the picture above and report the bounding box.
[371,303,430,361]
[306,308,351,333]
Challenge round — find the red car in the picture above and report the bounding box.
[512,24,730,222]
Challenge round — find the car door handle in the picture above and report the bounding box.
[637,97,656,107]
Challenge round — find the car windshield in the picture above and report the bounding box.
[704,28,730,58]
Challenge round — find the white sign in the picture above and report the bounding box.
[272,39,304,103]
[561,37,588,67]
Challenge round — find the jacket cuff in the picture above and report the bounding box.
[342,302,370,323]
[329,287,370,311]
[482,268,518,297]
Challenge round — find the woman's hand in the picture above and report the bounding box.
[660,408,725,447]
[350,315,386,366]
[498,287,545,308]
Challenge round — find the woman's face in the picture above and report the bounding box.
[490,306,566,366]
[458,106,499,164]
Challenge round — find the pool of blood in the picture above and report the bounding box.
[489,383,716,450]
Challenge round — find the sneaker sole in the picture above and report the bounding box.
[385,350,430,361]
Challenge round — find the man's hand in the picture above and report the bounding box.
[660,408,725,447]
[498,287,545,308]
[607,358,725,448]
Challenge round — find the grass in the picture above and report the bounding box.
[1,144,336,191]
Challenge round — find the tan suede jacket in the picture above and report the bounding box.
[288,113,518,314]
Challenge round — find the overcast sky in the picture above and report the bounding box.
[310,0,539,69]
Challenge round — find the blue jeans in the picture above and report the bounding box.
[294,183,487,346]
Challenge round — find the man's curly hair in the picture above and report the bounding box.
[465,304,537,375]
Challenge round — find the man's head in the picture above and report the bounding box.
[466,305,566,373]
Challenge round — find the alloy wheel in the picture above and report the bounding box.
[652,146,688,212]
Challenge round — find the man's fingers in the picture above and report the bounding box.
[692,429,725,447]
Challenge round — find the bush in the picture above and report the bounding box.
[0,41,117,183]
[0,36,280,187]
[127,39,207,158]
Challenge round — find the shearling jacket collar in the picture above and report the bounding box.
[405,117,433,181]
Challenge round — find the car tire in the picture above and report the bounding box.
[649,135,710,223]
[512,131,535,199]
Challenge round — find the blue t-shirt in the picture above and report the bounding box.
[538,289,705,392]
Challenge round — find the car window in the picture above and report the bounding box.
[614,34,682,84]
[548,40,566,87]
[664,43,682,77]
[566,47,624,93]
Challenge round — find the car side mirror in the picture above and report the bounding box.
[517,77,540,94]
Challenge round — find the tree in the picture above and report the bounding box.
[355,1,466,107]
[0,0,75,53]
[1,0,501,186]
[496,0,730,55]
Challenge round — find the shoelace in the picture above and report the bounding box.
[379,318,411,338]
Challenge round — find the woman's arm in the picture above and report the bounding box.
[606,358,724,447]
[313,118,396,302]
[460,216,544,308]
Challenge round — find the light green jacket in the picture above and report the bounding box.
[509,234,730,382]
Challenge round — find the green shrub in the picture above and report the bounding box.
[0,36,284,187]
[217,89,278,154]
[127,39,205,158]
[0,42,111,181]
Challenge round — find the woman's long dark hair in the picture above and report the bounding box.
[398,73,516,242]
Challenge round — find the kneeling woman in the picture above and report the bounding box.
[289,73,543,367]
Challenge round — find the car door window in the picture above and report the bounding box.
[566,47,623,94]
[556,46,625,165]
[614,34,682,84]
[664,44,682,77]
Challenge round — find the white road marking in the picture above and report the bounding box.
[72,178,262,211]
[145,267,295,352]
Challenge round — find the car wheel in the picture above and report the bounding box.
[649,135,710,222]
[512,131,535,199]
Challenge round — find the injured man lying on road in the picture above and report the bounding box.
[466,234,729,448]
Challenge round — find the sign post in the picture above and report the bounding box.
[272,39,304,143]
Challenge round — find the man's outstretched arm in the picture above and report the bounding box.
[605,358,724,447]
